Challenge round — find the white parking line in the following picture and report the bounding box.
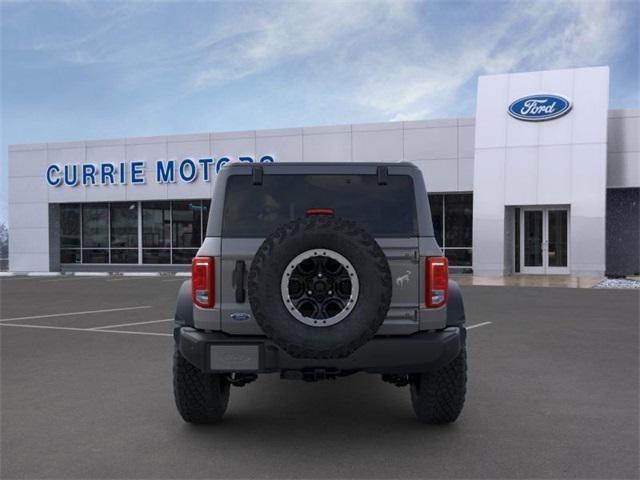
[467,321,493,329]
[0,276,42,281]
[106,277,161,282]
[90,318,173,330]
[0,323,172,337]
[0,306,152,323]
[41,276,109,283]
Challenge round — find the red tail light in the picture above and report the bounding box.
[426,257,448,308]
[305,208,334,215]
[192,257,215,308]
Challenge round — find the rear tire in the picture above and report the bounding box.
[410,346,467,424]
[173,349,230,424]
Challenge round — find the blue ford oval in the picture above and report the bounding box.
[508,94,572,121]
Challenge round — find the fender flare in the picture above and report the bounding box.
[174,280,193,341]
[446,280,466,327]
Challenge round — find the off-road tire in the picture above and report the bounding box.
[173,349,230,423]
[248,215,392,359]
[410,345,467,424]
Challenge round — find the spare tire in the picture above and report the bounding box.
[248,215,392,359]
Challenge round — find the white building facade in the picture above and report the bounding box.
[7,66,640,276]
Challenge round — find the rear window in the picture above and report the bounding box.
[222,174,417,237]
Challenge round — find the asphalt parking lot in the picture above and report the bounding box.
[1,276,638,479]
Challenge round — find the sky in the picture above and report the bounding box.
[1,0,638,225]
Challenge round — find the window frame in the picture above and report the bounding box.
[60,200,210,265]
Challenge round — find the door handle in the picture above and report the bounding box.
[233,260,246,303]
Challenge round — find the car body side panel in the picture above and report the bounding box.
[375,237,420,335]
[218,238,262,335]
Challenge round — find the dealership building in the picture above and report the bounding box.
[7,66,640,276]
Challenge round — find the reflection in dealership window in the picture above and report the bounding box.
[445,195,473,247]
[428,195,444,247]
[142,249,171,264]
[142,202,171,264]
[82,249,109,264]
[60,204,81,263]
[142,202,171,248]
[59,199,211,266]
[111,203,138,248]
[172,201,201,248]
[82,204,109,248]
[111,249,138,264]
[427,193,473,269]
[171,201,207,263]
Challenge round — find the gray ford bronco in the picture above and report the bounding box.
[173,162,467,424]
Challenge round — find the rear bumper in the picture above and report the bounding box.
[175,326,464,375]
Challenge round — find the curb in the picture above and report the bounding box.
[1,271,191,277]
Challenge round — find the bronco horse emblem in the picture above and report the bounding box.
[396,270,411,287]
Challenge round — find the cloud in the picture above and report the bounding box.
[351,0,627,121]
[3,0,631,122]
[189,1,415,89]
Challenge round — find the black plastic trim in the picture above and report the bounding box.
[233,260,246,303]
[176,327,462,375]
[174,280,194,331]
[377,166,388,185]
[252,165,263,185]
[446,280,466,327]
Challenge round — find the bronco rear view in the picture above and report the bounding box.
[173,162,468,424]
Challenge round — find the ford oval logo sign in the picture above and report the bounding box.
[508,94,572,121]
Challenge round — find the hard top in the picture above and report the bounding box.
[207,161,434,238]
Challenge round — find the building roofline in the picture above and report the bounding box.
[7,108,638,151]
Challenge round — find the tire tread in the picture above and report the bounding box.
[248,216,391,359]
[173,350,230,423]
[410,346,467,424]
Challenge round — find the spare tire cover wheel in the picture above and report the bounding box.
[248,216,392,359]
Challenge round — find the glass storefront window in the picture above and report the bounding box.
[59,199,211,265]
[111,249,138,264]
[60,204,81,248]
[60,249,81,264]
[428,193,473,268]
[444,194,473,247]
[443,248,472,267]
[142,202,171,248]
[172,249,198,264]
[83,204,109,248]
[82,249,109,264]
[172,201,202,248]
[142,249,170,264]
[111,202,138,248]
[428,194,444,247]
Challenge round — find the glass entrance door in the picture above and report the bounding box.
[519,207,570,274]
[522,210,545,274]
[546,209,569,273]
